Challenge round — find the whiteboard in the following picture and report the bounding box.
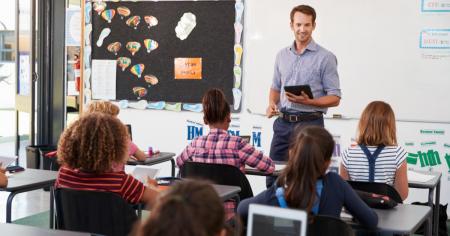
[244,0,450,122]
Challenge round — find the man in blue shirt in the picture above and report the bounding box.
[266,5,341,186]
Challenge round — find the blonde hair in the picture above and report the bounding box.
[357,101,397,146]
[86,101,120,116]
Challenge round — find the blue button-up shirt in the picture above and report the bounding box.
[271,40,341,113]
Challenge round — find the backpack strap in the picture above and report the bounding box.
[275,179,324,215]
[359,145,385,182]
[275,187,288,208]
[311,179,323,215]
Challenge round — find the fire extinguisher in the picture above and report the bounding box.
[73,54,81,92]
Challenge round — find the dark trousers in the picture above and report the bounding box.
[266,116,324,188]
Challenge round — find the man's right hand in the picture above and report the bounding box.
[266,103,279,118]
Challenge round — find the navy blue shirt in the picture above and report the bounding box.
[237,172,378,229]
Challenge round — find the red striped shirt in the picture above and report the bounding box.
[55,166,145,204]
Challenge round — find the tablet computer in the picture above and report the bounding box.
[247,204,307,236]
[284,85,313,98]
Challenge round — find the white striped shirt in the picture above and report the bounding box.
[341,145,407,185]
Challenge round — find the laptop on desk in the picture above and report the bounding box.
[247,204,307,236]
[239,135,251,144]
[126,124,132,141]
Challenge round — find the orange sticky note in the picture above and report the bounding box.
[174,58,202,80]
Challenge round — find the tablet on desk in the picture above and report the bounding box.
[284,85,313,99]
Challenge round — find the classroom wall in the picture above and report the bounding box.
[97,0,450,213]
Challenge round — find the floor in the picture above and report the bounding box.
[0,190,50,223]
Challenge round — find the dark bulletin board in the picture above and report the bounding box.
[91,1,235,104]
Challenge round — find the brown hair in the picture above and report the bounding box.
[57,112,129,173]
[357,101,397,146]
[278,126,334,214]
[138,180,226,236]
[290,5,316,23]
[202,88,230,125]
[86,100,120,116]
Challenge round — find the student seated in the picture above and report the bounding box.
[177,88,275,218]
[0,168,7,187]
[86,100,147,162]
[340,101,408,200]
[137,180,233,236]
[55,113,159,205]
[237,126,378,229]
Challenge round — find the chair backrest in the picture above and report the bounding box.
[179,162,253,200]
[347,180,403,203]
[54,188,138,236]
[308,215,354,236]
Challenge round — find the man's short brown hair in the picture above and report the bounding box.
[290,5,316,23]
[57,112,129,173]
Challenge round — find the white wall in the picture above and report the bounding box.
[244,0,450,122]
[105,0,450,213]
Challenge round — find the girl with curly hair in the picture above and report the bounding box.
[55,112,159,205]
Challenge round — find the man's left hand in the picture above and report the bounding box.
[285,91,313,105]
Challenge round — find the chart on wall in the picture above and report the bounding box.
[84,0,244,112]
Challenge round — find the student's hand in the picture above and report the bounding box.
[129,156,137,161]
[285,91,313,105]
[0,167,6,174]
[266,102,279,118]
[146,177,158,188]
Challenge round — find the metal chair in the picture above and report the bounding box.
[179,162,253,201]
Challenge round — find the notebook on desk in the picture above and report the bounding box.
[0,156,17,169]
[247,204,307,236]
[407,170,435,183]
[125,165,159,183]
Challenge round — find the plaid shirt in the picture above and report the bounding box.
[177,128,275,219]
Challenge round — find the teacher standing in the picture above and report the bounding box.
[266,5,341,186]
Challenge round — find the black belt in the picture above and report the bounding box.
[279,111,323,123]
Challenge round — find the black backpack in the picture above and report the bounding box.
[412,202,448,236]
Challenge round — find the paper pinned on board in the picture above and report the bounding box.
[91,59,116,100]
[407,170,435,183]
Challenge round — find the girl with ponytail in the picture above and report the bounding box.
[237,126,378,229]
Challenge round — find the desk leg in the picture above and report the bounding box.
[6,192,17,223]
[138,204,142,218]
[433,180,441,236]
[170,159,175,177]
[50,186,54,229]
[425,212,432,236]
